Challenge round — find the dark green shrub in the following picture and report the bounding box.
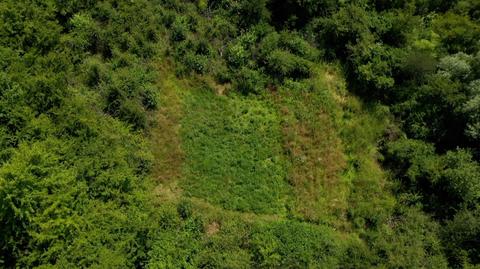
[184,52,209,74]
[177,200,193,220]
[463,80,480,141]
[440,150,480,207]
[212,62,232,84]
[363,208,448,268]
[258,32,280,59]
[384,138,441,187]
[225,42,249,68]
[141,86,159,110]
[170,16,190,42]
[433,12,480,54]
[27,74,67,114]
[82,56,107,88]
[265,49,312,80]
[233,67,266,95]
[232,0,270,29]
[118,100,147,130]
[279,31,321,61]
[442,207,480,267]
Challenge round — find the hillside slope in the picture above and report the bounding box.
[147,63,444,268]
[1,0,479,268]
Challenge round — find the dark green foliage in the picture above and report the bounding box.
[268,0,338,28]
[170,16,190,42]
[0,1,62,53]
[385,138,480,217]
[231,0,270,29]
[177,200,193,220]
[256,31,318,81]
[385,138,441,188]
[454,0,480,21]
[394,73,466,148]
[278,31,321,61]
[442,207,480,267]
[233,67,267,95]
[433,12,480,54]
[348,41,399,91]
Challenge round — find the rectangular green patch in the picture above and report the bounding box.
[181,90,290,214]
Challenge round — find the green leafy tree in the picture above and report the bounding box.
[433,12,480,54]
[442,207,480,267]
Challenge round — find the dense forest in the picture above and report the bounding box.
[1,0,479,268]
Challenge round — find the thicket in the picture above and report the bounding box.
[0,0,162,267]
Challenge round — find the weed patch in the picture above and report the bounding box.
[180,90,290,214]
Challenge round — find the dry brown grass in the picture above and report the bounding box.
[149,63,185,201]
[206,221,221,236]
[276,68,350,226]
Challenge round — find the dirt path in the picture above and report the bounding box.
[150,65,185,202]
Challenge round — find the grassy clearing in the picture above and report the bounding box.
[180,89,291,214]
[149,62,395,231]
[146,62,401,267]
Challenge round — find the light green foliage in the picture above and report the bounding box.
[224,30,259,69]
[250,221,342,268]
[256,31,318,81]
[340,99,396,229]
[181,91,289,214]
[265,49,312,80]
[365,208,448,269]
[0,0,159,267]
[413,30,441,52]
[0,103,154,266]
[225,41,249,68]
[464,80,480,140]
[279,31,321,61]
[441,150,480,206]
[0,140,82,266]
[171,16,190,42]
[438,53,473,80]
[68,13,97,52]
[351,41,396,89]
[197,0,208,11]
[385,138,441,185]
